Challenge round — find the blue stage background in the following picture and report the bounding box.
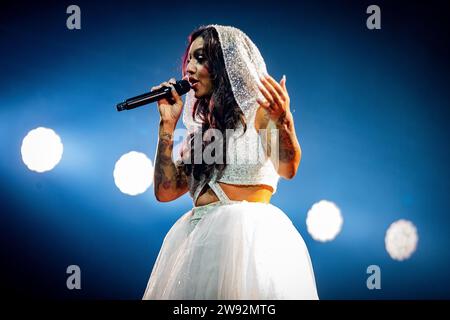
[1,0,449,299]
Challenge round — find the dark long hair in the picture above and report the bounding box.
[181,26,247,181]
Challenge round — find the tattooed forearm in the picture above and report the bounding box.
[154,122,188,200]
[276,111,298,162]
[273,111,301,178]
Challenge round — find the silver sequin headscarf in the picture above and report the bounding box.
[182,24,268,133]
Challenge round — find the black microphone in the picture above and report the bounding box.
[116,79,191,112]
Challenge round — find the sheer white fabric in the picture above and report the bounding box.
[182,25,267,134]
[143,201,319,300]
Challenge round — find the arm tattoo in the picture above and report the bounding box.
[154,126,188,195]
[276,111,297,162]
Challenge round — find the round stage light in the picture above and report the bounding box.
[385,219,418,261]
[21,127,64,173]
[306,200,343,242]
[113,151,154,196]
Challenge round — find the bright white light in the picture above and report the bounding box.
[21,127,64,173]
[113,151,153,196]
[385,219,418,261]
[306,200,343,242]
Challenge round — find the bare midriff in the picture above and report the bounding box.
[194,183,273,207]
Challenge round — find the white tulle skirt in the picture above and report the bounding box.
[143,200,319,300]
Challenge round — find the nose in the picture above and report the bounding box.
[185,59,196,75]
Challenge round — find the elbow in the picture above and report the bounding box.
[155,195,171,202]
[286,169,297,180]
[155,195,174,202]
[154,192,165,202]
[280,164,298,180]
[278,152,301,180]
[154,189,174,202]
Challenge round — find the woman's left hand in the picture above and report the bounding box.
[256,74,291,124]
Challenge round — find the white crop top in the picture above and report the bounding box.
[183,118,280,204]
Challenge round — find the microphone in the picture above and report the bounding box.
[116,79,191,112]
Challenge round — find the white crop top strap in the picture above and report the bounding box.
[207,180,230,202]
[191,170,230,204]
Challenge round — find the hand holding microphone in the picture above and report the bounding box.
[116,78,191,123]
[153,78,186,125]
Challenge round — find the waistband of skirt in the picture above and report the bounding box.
[190,200,250,223]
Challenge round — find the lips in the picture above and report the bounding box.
[188,78,199,86]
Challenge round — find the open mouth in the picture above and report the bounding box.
[191,81,200,90]
[189,78,199,87]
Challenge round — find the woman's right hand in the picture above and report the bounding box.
[152,78,184,125]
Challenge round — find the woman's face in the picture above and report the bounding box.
[185,37,213,98]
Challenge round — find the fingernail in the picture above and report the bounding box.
[282,74,286,81]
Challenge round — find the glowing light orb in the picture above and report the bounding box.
[306,200,343,242]
[385,219,418,261]
[113,151,153,196]
[21,127,64,173]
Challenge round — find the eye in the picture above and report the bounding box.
[195,53,206,63]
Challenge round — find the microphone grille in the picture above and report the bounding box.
[175,80,191,95]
